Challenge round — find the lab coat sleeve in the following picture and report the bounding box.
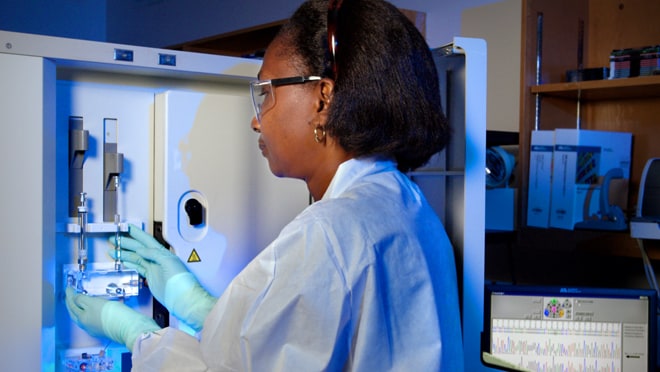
[132,212,351,371]
[199,213,353,371]
[131,328,209,372]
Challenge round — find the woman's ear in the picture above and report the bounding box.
[316,78,335,114]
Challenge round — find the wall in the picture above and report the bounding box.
[0,0,501,49]
[0,0,106,42]
[462,0,521,132]
[105,0,501,49]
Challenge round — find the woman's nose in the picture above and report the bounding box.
[250,116,261,133]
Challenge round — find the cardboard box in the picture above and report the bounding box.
[549,129,632,230]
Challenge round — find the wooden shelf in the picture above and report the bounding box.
[168,20,285,58]
[516,0,660,265]
[531,75,660,100]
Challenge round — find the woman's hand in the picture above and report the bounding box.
[65,287,161,350]
[110,224,217,331]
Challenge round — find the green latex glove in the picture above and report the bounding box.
[65,287,160,350]
[109,224,217,331]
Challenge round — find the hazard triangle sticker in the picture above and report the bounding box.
[187,248,201,263]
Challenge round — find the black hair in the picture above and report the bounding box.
[277,0,449,172]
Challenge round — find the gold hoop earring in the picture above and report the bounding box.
[314,126,326,144]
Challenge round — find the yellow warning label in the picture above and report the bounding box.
[187,248,201,263]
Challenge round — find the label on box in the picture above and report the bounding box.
[527,130,554,228]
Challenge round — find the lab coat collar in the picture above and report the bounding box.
[322,156,397,200]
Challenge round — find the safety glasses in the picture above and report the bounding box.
[249,76,322,124]
[250,0,344,124]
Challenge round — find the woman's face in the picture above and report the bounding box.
[250,38,322,181]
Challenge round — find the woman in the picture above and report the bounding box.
[66,0,464,370]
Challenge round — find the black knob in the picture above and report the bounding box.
[184,198,204,226]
